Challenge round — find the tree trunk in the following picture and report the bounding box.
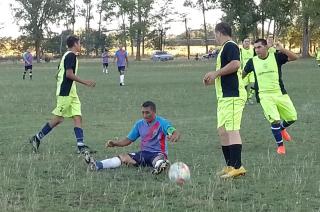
[302,14,310,58]
[35,38,41,63]
[202,2,208,53]
[142,29,145,56]
[261,14,265,38]
[136,1,142,61]
[98,2,103,55]
[185,18,190,60]
[72,0,76,34]
[121,13,127,50]
[266,19,272,37]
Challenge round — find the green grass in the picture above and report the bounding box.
[0,58,320,212]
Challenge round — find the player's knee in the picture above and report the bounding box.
[119,154,136,165]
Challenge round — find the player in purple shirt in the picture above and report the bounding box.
[114,44,128,86]
[102,48,109,74]
[22,48,33,80]
[84,101,181,175]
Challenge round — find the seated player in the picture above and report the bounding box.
[316,47,320,67]
[84,101,181,175]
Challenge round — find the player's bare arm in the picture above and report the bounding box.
[106,137,132,148]
[66,69,96,87]
[276,43,299,61]
[203,60,240,85]
[167,130,181,143]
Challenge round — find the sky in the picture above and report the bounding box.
[0,0,224,38]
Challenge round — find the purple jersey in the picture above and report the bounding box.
[127,116,172,155]
[102,52,109,63]
[23,52,32,66]
[115,49,128,67]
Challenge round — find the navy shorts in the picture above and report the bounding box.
[118,66,126,73]
[25,65,32,71]
[103,63,108,68]
[128,151,166,167]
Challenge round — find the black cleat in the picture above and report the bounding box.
[77,145,97,155]
[29,135,40,153]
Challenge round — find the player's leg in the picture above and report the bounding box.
[119,66,125,86]
[260,95,285,154]
[28,66,33,80]
[23,66,27,80]
[216,100,232,176]
[218,98,246,178]
[105,63,109,74]
[29,115,64,153]
[277,94,297,141]
[86,152,139,171]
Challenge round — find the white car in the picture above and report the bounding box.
[151,51,174,61]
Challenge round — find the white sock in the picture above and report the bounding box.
[101,157,121,169]
[106,69,108,73]
[120,75,125,84]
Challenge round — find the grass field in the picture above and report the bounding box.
[0,58,320,212]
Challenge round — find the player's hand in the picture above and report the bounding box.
[275,42,284,51]
[167,131,180,143]
[203,71,218,86]
[105,137,118,148]
[84,80,96,87]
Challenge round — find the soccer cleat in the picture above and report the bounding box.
[220,166,247,179]
[84,151,98,171]
[216,166,233,176]
[29,135,40,153]
[277,145,286,155]
[120,83,125,86]
[281,129,292,142]
[152,160,170,175]
[77,145,97,155]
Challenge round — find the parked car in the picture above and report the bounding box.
[151,51,174,61]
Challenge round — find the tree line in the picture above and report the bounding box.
[2,0,319,62]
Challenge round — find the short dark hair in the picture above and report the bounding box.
[66,35,79,48]
[254,38,267,46]
[215,22,232,37]
[142,101,156,112]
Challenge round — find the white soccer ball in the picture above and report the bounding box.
[168,162,190,186]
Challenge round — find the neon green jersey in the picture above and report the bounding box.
[244,53,289,96]
[56,51,79,97]
[316,49,320,60]
[240,47,254,69]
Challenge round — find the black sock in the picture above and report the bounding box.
[229,144,242,169]
[221,146,231,166]
[280,120,295,130]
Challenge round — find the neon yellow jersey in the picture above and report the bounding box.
[56,51,79,97]
[316,49,320,60]
[268,47,277,53]
[250,53,288,95]
[215,41,246,99]
[240,47,254,69]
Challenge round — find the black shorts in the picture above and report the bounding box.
[103,63,108,68]
[118,66,126,72]
[25,65,32,71]
[128,151,166,167]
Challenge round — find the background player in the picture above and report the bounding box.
[243,39,298,155]
[22,48,33,80]
[85,101,181,175]
[102,48,110,74]
[240,38,255,104]
[114,44,128,86]
[28,35,96,154]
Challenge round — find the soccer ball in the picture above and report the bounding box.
[168,162,190,186]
